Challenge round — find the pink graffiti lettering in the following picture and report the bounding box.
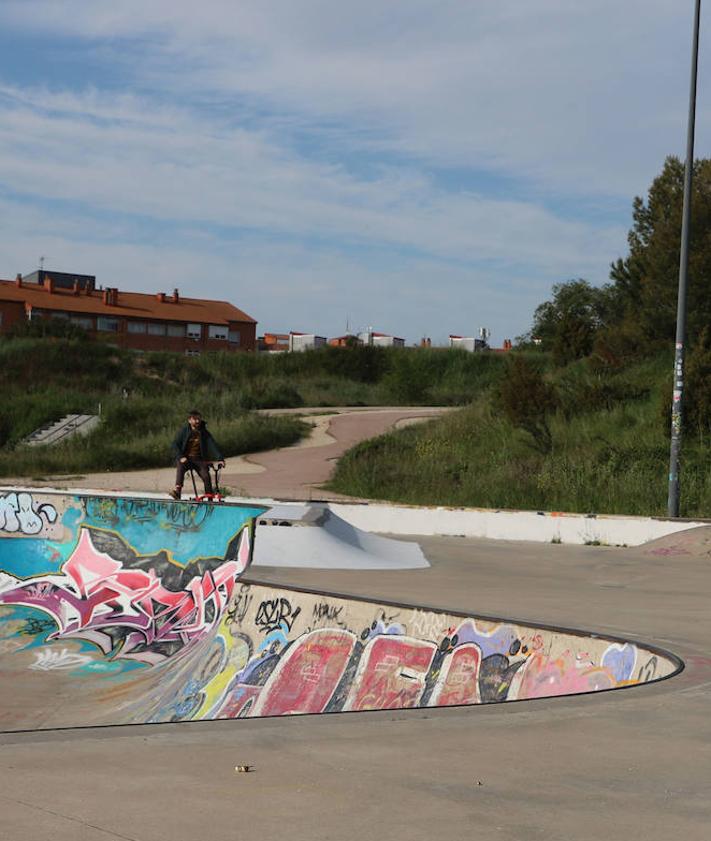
[429,642,481,706]
[0,526,251,663]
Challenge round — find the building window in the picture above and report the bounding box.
[69,315,93,330]
[208,325,228,340]
[228,329,241,345]
[167,323,185,337]
[186,323,202,340]
[148,323,167,336]
[97,317,119,332]
[50,311,69,320]
[185,348,201,357]
[127,321,147,334]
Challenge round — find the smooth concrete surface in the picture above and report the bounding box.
[0,531,708,841]
[253,506,430,568]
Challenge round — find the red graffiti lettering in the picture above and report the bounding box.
[254,629,355,716]
[344,636,436,711]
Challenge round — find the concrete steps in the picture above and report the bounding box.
[23,414,100,447]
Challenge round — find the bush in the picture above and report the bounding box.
[238,382,304,410]
[683,327,711,437]
[6,318,90,341]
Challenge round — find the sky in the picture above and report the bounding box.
[0,1,709,346]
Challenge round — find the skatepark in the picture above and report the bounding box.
[0,409,709,840]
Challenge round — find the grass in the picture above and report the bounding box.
[328,352,711,518]
[0,336,506,477]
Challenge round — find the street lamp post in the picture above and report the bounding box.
[667,0,702,518]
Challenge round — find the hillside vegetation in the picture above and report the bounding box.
[0,334,504,477]
[328,352,711,516]
[330,157,711,518]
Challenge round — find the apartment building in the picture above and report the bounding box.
[0,270,257,354]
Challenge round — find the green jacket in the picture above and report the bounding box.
[171,422,224,462]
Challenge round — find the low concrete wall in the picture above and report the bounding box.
[329,501,709,546]
[2,483,707,547]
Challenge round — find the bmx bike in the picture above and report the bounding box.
[187,462,225,503]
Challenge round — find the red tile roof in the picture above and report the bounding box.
[0,280,256,324]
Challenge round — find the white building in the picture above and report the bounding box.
[288,332,327,352]
[449,329,490,352]
[358,331,405,348]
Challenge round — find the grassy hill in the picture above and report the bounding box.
[0,335,504,478]
[328,352,711,518]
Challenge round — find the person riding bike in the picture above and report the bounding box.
[169,409,225,500]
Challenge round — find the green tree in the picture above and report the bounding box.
[530,279,611,365]
[683,326,711,437]
[610,155,711,345]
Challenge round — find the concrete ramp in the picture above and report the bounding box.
[253,504,428,569]
[642,524,711,558]
[0,490,682,731]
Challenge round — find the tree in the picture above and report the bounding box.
[683,326,711,437]
[609,155,711,346]
[530,279,611,365]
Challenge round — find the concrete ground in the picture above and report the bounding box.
[0,531,708,841]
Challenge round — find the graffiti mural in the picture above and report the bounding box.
[0,493,265,692]
[0,491,682,731]
[0,525,253,664]
[166,582,679,726]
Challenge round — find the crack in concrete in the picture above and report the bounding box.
[0,792,143,841]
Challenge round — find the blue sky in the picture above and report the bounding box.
[0,1,708,345]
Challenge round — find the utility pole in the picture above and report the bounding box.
[668,0,702,517]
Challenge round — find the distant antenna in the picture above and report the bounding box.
[39,256,45,271]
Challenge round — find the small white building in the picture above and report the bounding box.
[449,331,489,352]
[358,331,405,348]
[288,332,327,352]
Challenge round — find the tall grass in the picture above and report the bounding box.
[0,336,506,477]
[329,352,711,518]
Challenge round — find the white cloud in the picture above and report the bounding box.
[0,195,580,344]
[0,1,702,341]
[3,1,706,195]
[0,84,624,272]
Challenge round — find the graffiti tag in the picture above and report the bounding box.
[255,598,302,635]
[30,648,93,671]
[0,493,57,536]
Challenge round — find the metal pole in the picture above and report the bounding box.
[668,0,702,517]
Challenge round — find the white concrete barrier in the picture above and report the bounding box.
[1,485,707,546]
[328,501,709,546]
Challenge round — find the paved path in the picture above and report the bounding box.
[0,531,708,841]
[11,407,448,500]
[232,408,447,500]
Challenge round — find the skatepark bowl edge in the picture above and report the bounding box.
[0,489,683,732]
